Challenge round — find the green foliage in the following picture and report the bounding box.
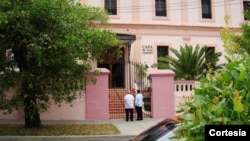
[156,44,222,80]
[132,62,149,81]
[220,15,242,61]
[174,16,250,141]
[234,23,250,55]
[0,0,119,127]
[175,53,250,141]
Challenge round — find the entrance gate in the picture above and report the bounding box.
[97,33,151,119]
[108,61,151,119]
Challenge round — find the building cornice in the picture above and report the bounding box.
[102,23,242,37]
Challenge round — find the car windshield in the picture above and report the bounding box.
[136,118,178,141]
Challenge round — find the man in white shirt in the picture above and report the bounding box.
[124,90,134,121]
[135,89,144,120]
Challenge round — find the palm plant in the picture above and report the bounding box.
[157,44,222,80]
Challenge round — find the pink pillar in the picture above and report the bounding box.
[149,69,175,119]
[85,68,110,120]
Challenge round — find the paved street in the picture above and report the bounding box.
[0,135,133,141]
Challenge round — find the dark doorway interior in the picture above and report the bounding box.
[98,33,136,89]
[112,63,124,87]
[97,48,125,88]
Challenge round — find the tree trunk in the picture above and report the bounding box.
[24,111,41,128]
[24,94,42,128]
[23,79,42,128]
[24,95,42,128]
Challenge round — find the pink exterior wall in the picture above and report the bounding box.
[0,111,19,120]
[89,0,244,66]
[85,68,110,120]
[0,68,111,121]
[40,98,85,120]
[0,68,110,121]
[0,96,86,121]
[149,69,175,119]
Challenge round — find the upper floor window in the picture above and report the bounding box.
[105,0,117,15]
[201,0,212,19]
[155,0,167,17]
[243,1,250,20]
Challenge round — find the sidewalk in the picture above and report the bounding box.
[0,118,164,141]
[110,118,164,135]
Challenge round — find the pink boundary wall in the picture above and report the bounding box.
[1,68,176,120]
[149,69,175,119]
[39,98,85,120]
[1,95,86,121]
[85,68,110,121]
[0,68,110,121]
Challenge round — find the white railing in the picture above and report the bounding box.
[174,80,200,114]
[142,80,201,116]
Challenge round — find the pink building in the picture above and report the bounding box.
[80,0,245,90]
[1,0,248,121]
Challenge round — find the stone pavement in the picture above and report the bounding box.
[0,117,164,141]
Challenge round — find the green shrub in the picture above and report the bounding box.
[174,16,250,141]
[175,53,250,140]
[144,99,151,111]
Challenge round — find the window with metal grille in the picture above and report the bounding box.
[155,0,167,16]
[105,0,117,15]
[157,46,169,58]
[157,46,169,69]
[205,46,216,68]
[201,0,212,19]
